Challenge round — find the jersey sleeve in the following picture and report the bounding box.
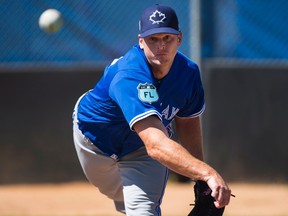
[109,71,162,129]
[176,68,205,118]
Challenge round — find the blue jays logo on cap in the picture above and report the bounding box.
[149,10,166,24]
[139,4,180,38]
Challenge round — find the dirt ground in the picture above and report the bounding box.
[0,182,287,216]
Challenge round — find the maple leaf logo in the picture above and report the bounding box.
[149,10,166,24]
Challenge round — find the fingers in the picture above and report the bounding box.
[206,176,232,208]
[211,185,231,208]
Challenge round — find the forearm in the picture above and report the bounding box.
[155,136,215,181]
[175,116,204,161]
[133,116,231,207]
[175,117,204,161]
[135,120,217,181]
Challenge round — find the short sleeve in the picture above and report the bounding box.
[176,68,205,118]
[109,72,162,129]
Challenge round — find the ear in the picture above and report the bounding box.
[177,32,183,45]
[138,34,144,49]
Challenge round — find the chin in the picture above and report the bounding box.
[155,57,169,64]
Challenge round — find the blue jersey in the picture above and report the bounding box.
[77,45,205,159]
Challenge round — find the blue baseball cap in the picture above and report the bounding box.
[139,4,180,38]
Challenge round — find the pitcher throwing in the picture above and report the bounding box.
[72,4,231,215]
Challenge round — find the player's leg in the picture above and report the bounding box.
[118,147,169,216]
[73,121,125,213]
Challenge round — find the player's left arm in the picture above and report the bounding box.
[174,116,204,161]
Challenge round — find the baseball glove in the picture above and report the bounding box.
[188,180,225,216]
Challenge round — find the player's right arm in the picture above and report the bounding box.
[133,115,231,208]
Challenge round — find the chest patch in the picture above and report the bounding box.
[137,83,159,103]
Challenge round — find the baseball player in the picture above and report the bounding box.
[73,4,231,216]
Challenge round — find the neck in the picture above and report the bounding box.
[151,64,172,80]
[152,70,168,80]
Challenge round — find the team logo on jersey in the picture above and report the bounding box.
[137,83,159,103]
[149,10,166,24]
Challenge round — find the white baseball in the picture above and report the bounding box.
[39,9,63,33]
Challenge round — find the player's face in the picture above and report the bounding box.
[139,33,182,75]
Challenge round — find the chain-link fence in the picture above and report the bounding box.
[202,0,288,60]
[0,0,193,67]
[1,0,287,67]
